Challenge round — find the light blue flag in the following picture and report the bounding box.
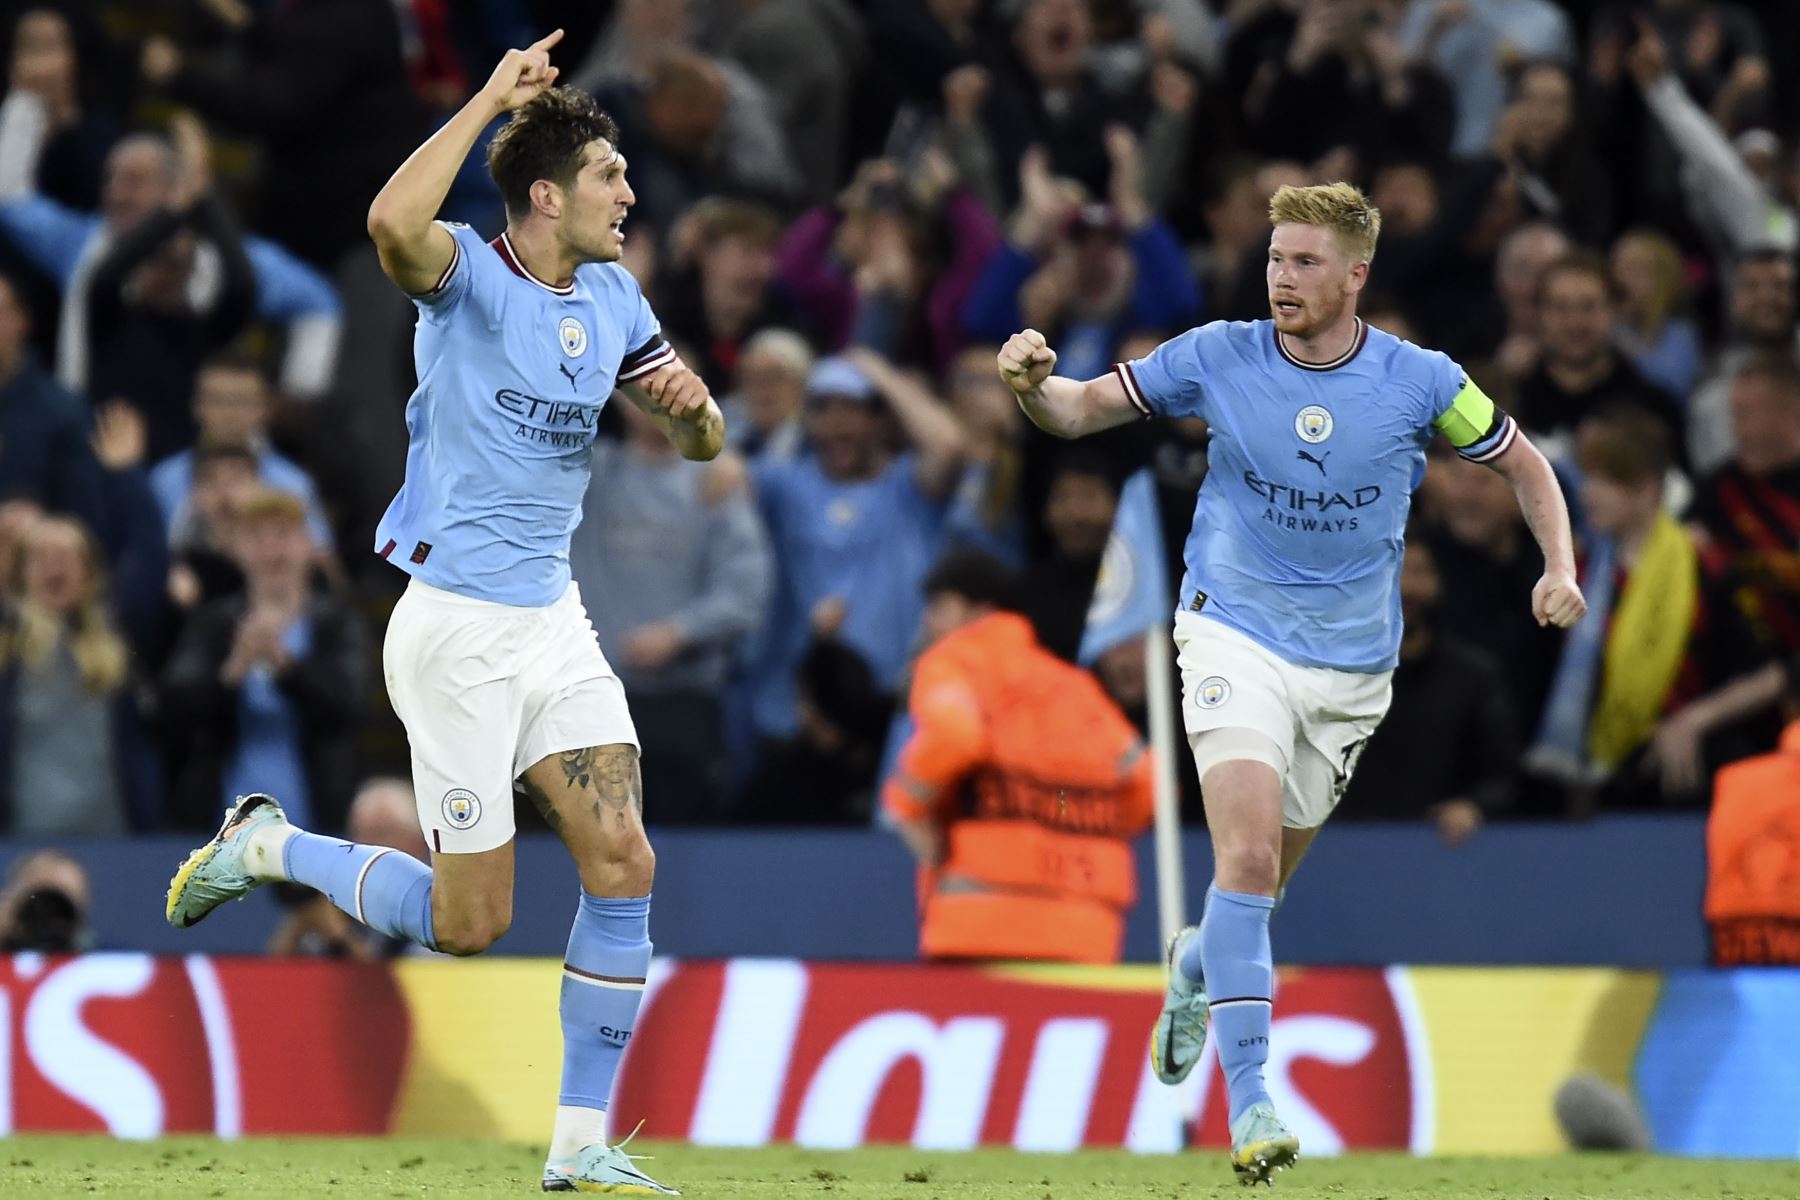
[1079,468,1170,664]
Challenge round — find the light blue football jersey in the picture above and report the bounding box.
[1118,318,1515,672]
[375,223,674,606]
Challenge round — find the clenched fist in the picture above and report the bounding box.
[997,328,1057,396]
[1532,569,1587,629]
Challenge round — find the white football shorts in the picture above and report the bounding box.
[1173,611,1392,829]
[383,578,639,854]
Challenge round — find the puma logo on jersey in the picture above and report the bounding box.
[1297,449,1330,475]
[559,362,583,391]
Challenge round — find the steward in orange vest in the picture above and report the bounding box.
[1707,715,1800,965]
[883,551,1155,962]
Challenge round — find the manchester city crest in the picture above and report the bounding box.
[558,317,588,358]
[442,788,482,829]
[1294,405,1334,444]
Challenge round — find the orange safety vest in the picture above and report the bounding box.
[882,613,1154,963]
[1706,721,1800,964]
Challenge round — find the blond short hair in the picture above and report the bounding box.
[1269,182,1382,263]
[237,488,309,529]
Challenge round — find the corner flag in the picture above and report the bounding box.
[1079,468,1170,664]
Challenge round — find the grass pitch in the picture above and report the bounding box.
[4,1137,1798,1198]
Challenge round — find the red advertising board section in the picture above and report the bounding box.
[614,960,1418,1153]
[0,953,408,1137]
[0,953,1420,1150]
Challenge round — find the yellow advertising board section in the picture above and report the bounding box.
[386,959,1663,1153]
[1406,968,1661,1154]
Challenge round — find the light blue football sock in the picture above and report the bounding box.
[558,892,653,1111]
[1197,885,1276,1123]
[283,832,437,950]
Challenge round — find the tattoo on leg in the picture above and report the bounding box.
[559,747,595,792]
[522,778,565,836]
[588,745,642,830]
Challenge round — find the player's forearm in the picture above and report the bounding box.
[367,91,502,244]
[1497,436,1575,574]
[1015,376,1096,438]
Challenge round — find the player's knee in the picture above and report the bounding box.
[433,904,513,957]
[582,831,655,896]
[1213,840,1281,895]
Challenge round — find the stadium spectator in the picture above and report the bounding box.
[1511,255,1683,449]
[588,46,800,237]
[1024,449,1118,662]
[778,153,1001,373]
[82,117,255,463]
[268,776,429,958]
[165,442,254,613]
[721,0,865,204]
[962,134,1200,382]
[1364,156,1516,355]
[1689,355,1800,654]
[158,490,363,832]
[1493,59,1613,247]
[1423,450,1562,749]
[1229,0,1455,170]
[1528,409,1762,809]
[139,0,427,270]
[736,634,892,824]
[1398,0,1575,158]
[747,353,961,738]
[0,121,344,402]
[3,6,118,213]
[658,200,788,391]
[0,848,90,952]
[147,352,333,551]
[1343,533,1517,844]
[0,514,157,836]
[1478,221,1573,391]
[722,328,810,462]
[571,398,773,823]
[88,401,173,664]
[942,343,1028,566]
[1625,20,1795,260]
[975,0,1144,211]
[1610,228,1703,398]
[882,549,1153,962]
[0,269,103,533]
[1687,250,1797,473]
[865,0,986,115]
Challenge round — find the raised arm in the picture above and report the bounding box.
[996,328,1144,438]
[365,30,564,294]
[1485,432,1586,629]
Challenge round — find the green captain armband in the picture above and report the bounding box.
[1432,375,1518,464]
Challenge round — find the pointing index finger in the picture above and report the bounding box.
[530,28,565,54]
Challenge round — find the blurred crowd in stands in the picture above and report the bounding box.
[1,0,1799,846]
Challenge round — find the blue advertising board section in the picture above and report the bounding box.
[2,814,1706,964]
[1639,970,1800,1157]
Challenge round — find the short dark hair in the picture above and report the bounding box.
[1575,405,1671,487]
[1537,252,1612,308]
[192,441,258,470]
[1047,446,1123,493]
[924,550,1024,613]
[486,87,621,221]
[199,345,267,382]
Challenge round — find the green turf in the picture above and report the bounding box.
[4,1137,1799,1199]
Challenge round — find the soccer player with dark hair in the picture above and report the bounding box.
[998,182,1586,1183]
[164,31,716,1195]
